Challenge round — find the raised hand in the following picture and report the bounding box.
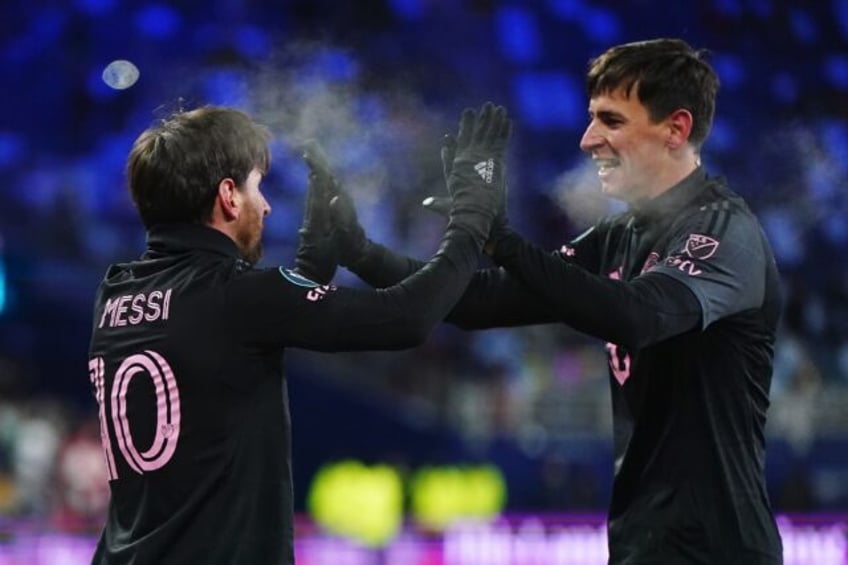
[294,140,340,283]
[442,102,512,245]
[300,139,372,269]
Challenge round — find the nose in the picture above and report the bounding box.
[262,195,271,217]
[579,121,602,153]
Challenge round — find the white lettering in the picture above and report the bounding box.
[99,297,120,329]
[128,294,146,325]
[306,285,334,302]
[145,291,163,322]
[162,288,172,320]
[98,288,174,328]
[677,260,702,276]
[114,295,132,327]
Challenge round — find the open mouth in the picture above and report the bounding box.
[594,158,620,177]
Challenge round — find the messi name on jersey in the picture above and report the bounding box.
[98,288,173,328]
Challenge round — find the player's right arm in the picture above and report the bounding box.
[326,213,603,329]
[233,104,514,350]
[293,112,604,331]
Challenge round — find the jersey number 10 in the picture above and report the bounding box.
[88,350,181,480]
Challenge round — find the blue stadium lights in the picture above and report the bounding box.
[838,0,848,39]
[234,26,271,59]
[789,8,818,44]
[0,133,23,169]
[710,54,746,89]
[134,3,181,40]
[824,55,848,90]
[582,7,621,43]
[388,0,423,21]
[513,72,583,130]
[496,6,541,64]
[201,69,249,107]
[74,0,116,16]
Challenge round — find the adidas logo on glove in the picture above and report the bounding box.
[474,159,495,184]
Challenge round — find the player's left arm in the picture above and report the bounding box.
[490,234,699,350]
[646,206,768,329]
[487,207,766,350]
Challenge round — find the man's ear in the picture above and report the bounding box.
[216,178,239,222]
[666,108,693,150]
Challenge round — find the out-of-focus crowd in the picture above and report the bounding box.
[1,0,847,528]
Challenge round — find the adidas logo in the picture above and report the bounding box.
[474,159,495,184]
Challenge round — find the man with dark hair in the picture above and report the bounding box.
[87,103,511,564]
[314,39,784,563]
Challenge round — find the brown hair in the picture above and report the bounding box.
[127,106,271,229]
[586,38,720,148]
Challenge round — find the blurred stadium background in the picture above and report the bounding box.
[1,0,848,563]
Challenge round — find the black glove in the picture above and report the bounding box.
[420,133,457,217]
[424,111,513,252]
[299,140,371,268]
[445,102,512,243]
[328,188,372,268]
[294,140,340,283]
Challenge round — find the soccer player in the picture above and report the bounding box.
[317,39,784,563]
[86,102,510,564]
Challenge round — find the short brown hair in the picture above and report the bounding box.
[127,106,271,229]
[586,38,719,148]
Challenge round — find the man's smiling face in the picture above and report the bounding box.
[579,86,674,204]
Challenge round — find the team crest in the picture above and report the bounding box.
[683,234,720,260]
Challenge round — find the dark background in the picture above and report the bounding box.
[0,0,846,528]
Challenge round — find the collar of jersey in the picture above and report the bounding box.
[631,166,708,225]
[146,223,243,259]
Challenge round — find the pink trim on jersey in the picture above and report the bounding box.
[605,267,631,385]
[89,357,118,480]
[111,351,181,474]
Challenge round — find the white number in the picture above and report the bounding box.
[89,350,181,478]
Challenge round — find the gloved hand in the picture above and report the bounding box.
[445,102,512,243]
[328,188,371,268]
[424,109,513,252]
[294,140,340,283]
[299,140,371,268]
[420,133,456,217]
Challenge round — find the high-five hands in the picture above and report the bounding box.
[441,102,512,244]
[293,140,339,283]
[294,103,512,281]
[296,140,371,278]
[424,102,513,252]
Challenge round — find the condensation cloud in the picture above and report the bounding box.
[249,42,450,204]
[550,159,618,229]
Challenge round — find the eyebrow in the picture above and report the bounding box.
[592,110,626,121]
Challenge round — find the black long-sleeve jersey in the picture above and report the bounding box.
[87,221,487,565]
[351,167,783,563]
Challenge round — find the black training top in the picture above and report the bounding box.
[353,167,783,563]
[87,222,485,565]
